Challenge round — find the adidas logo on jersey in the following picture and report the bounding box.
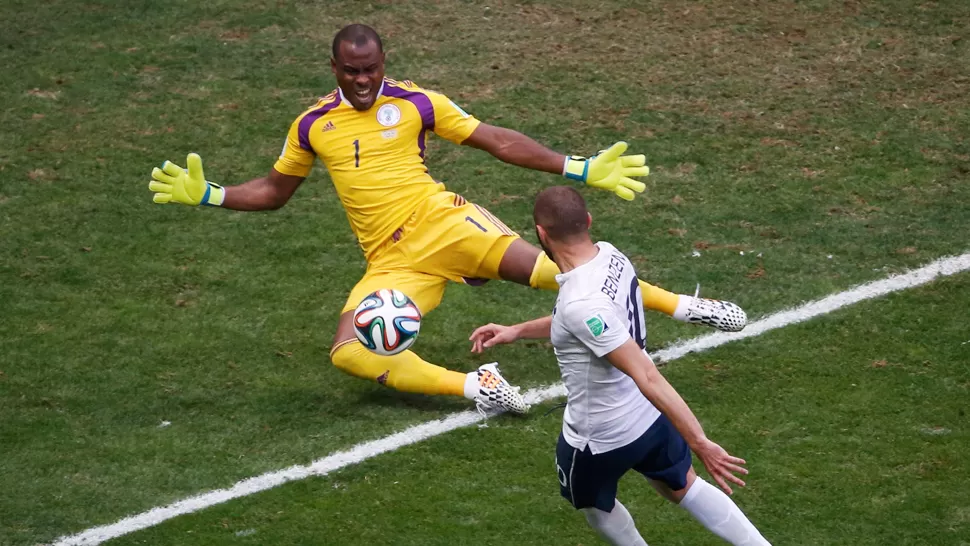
[321,120,336,132]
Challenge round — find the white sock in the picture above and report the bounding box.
[672,295,693,321]
[462,371,478,400]
[679,478,771,545]
[581,500,648,546]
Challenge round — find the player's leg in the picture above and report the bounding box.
[635,416,771,545]
[329,269,468,396]
[493,237,747,332]
[332,326,525,410]
[336,193,532,412]
[648,468,771,546]
[329,268,528,412]
[582,500,647,546]
[556,434,648,546]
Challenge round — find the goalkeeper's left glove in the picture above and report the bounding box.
[563,141,650,201]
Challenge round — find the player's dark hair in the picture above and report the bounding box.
[533,186,590,241]
[332,24,383,59]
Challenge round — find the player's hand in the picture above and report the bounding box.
[563,141,650,201]
[469,323,519,353]
[148,153,225,206]
[692,438,748,495]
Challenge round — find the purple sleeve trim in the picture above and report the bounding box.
[383,83,436,160]
[297,94,342,152]
[382,84,436,131]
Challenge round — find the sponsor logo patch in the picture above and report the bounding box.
[584,314,608,337]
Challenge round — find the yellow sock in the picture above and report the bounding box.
[528,251,563,291]
[529,252,682,316]
[330,340,467,397]
[638,279,681,315]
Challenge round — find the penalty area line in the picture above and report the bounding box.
[52,252,970,545]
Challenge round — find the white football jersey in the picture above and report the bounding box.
[551,242,661,454]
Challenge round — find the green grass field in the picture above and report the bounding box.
[1,0,968,544]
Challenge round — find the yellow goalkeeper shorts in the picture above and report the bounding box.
[341,191,519,315]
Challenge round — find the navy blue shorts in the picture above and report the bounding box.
[555,414,692,511]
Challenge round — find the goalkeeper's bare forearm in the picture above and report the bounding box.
[221,169,305,211]
[462,123,648,201]
[462,123,567,174]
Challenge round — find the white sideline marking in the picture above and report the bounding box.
[53,253,970,545]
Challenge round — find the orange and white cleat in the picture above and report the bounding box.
[473,363,530,415]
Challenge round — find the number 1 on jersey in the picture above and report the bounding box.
[353,139,360,168]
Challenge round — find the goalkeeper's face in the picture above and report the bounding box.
[331,40,386,111]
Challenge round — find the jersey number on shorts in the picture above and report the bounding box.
[626,277,646,349]
[465,216,487,232]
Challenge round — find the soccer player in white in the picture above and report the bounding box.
[470,186,771,545]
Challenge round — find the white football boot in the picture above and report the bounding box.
[473,363,530,415]
[682,296,747,332]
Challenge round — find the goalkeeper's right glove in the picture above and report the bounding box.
[148,153,225,206]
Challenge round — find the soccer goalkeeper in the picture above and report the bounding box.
[147,24,747,414]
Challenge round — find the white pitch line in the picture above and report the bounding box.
[52,252,970,545]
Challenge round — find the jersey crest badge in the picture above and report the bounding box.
[584,314,609,337]
[377,104,402,127]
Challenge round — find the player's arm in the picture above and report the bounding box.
[463,123,568,175]
[464,123,650,201]
[430,91,649,201]
[221,169,304,211]
[469,315,552,353]
[149,110,315,210]
[606,340,707,446]
[149,154,304,211]
[605,339,749,494]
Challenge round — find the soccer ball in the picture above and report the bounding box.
[353,289,422,356]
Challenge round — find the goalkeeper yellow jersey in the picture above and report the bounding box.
[274,78,482,260]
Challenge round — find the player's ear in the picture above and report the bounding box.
[586,212,593,230]
[330,57,337,75]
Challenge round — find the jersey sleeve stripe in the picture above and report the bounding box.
[297,93,342,151]
[383,83,436,159]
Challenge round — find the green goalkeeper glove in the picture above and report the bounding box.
[148,153,225,206]
[563,141,650,201]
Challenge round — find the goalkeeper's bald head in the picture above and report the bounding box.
[331,24,383,60]
[533,186,591,244]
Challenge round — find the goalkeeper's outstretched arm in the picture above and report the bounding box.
[463,123,649,201]
[221,169,305,211]
[149,153,304,211]
[463,123,568,174]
